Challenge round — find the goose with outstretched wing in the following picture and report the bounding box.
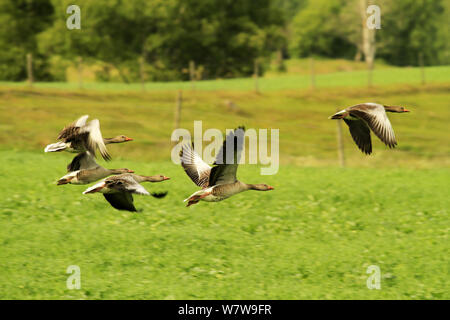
[329,103,410,154]
[180,126,274,207]
[83,173,170,212]
[44,115,133,160]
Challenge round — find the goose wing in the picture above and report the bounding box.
[180,143,211,188]
[209,127,245,186]
[343,119,372,154]
[82,119,111,161]
[67,151,99,172]
[349,104,397,148]
[151,191,168,198]
[57,115,89,140]
[103,193,137,212]
[106,174,150,195]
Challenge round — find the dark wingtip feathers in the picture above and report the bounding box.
[151,191,168,199]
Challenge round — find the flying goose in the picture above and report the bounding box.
[57,151,134,185]
[83,173,170,212]
[329,103,410,154]
[44,115,133,160]
[180,127,274,207]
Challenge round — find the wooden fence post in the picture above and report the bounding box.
[309,57,316,89]
[419,52,425,85]
[253,59,260,94]
[336,109,346,168]
[174,90,182,131]
[77,56,83,89]
[189,61,196,90]
[139,56,145,91]
[26,53,33,87]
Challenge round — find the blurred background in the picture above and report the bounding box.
[0,0,448,166]
[0,0,449,82]
[0,0,449,299]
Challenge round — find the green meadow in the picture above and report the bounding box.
[0,63,449,299]
[0,151,449,299]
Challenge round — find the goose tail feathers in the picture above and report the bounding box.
[44,142,67,152]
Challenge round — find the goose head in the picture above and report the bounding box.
[148,175,170,182]
[384,105,410,113]
[105,135,134,143]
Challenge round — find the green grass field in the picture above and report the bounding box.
[0,150,448,299]
[1,83,449,166]
[0,61,449,299]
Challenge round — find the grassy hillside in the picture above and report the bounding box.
[0,150,448,299]
[0,83,449,167]
[0,64,449,92]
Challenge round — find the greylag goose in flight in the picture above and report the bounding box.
[329,103,410,154]
[44,115,133,160]
[180,127,274,207]
[83,173,170,212]
[57,151,134,185]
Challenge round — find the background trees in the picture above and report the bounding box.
[376,0,448,66]
[290,0,449,66]
[37,0,285,81]
[0,0,448,81]
[0,0,54,80]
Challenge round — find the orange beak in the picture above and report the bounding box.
[267,185,274,190]
[128,169,135,173]
[125,137,133,141]
[163,176,170,180]
[403,108,410,112]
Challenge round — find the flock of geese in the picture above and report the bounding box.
[44,103,409,212]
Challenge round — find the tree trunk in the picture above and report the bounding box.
[354,45,362,61]
[360,0,376,86]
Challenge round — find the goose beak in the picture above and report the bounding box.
[403,108,410,112]
[163,176,170,181]
[125,137,133,141]
[128,169,135,173]
[267,185,274,190]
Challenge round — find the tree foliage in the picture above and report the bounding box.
[38,0,285,81]
[289,0,449,66]
[377,0,448,66]
[0,0,447,81]
[0,0,54,80]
